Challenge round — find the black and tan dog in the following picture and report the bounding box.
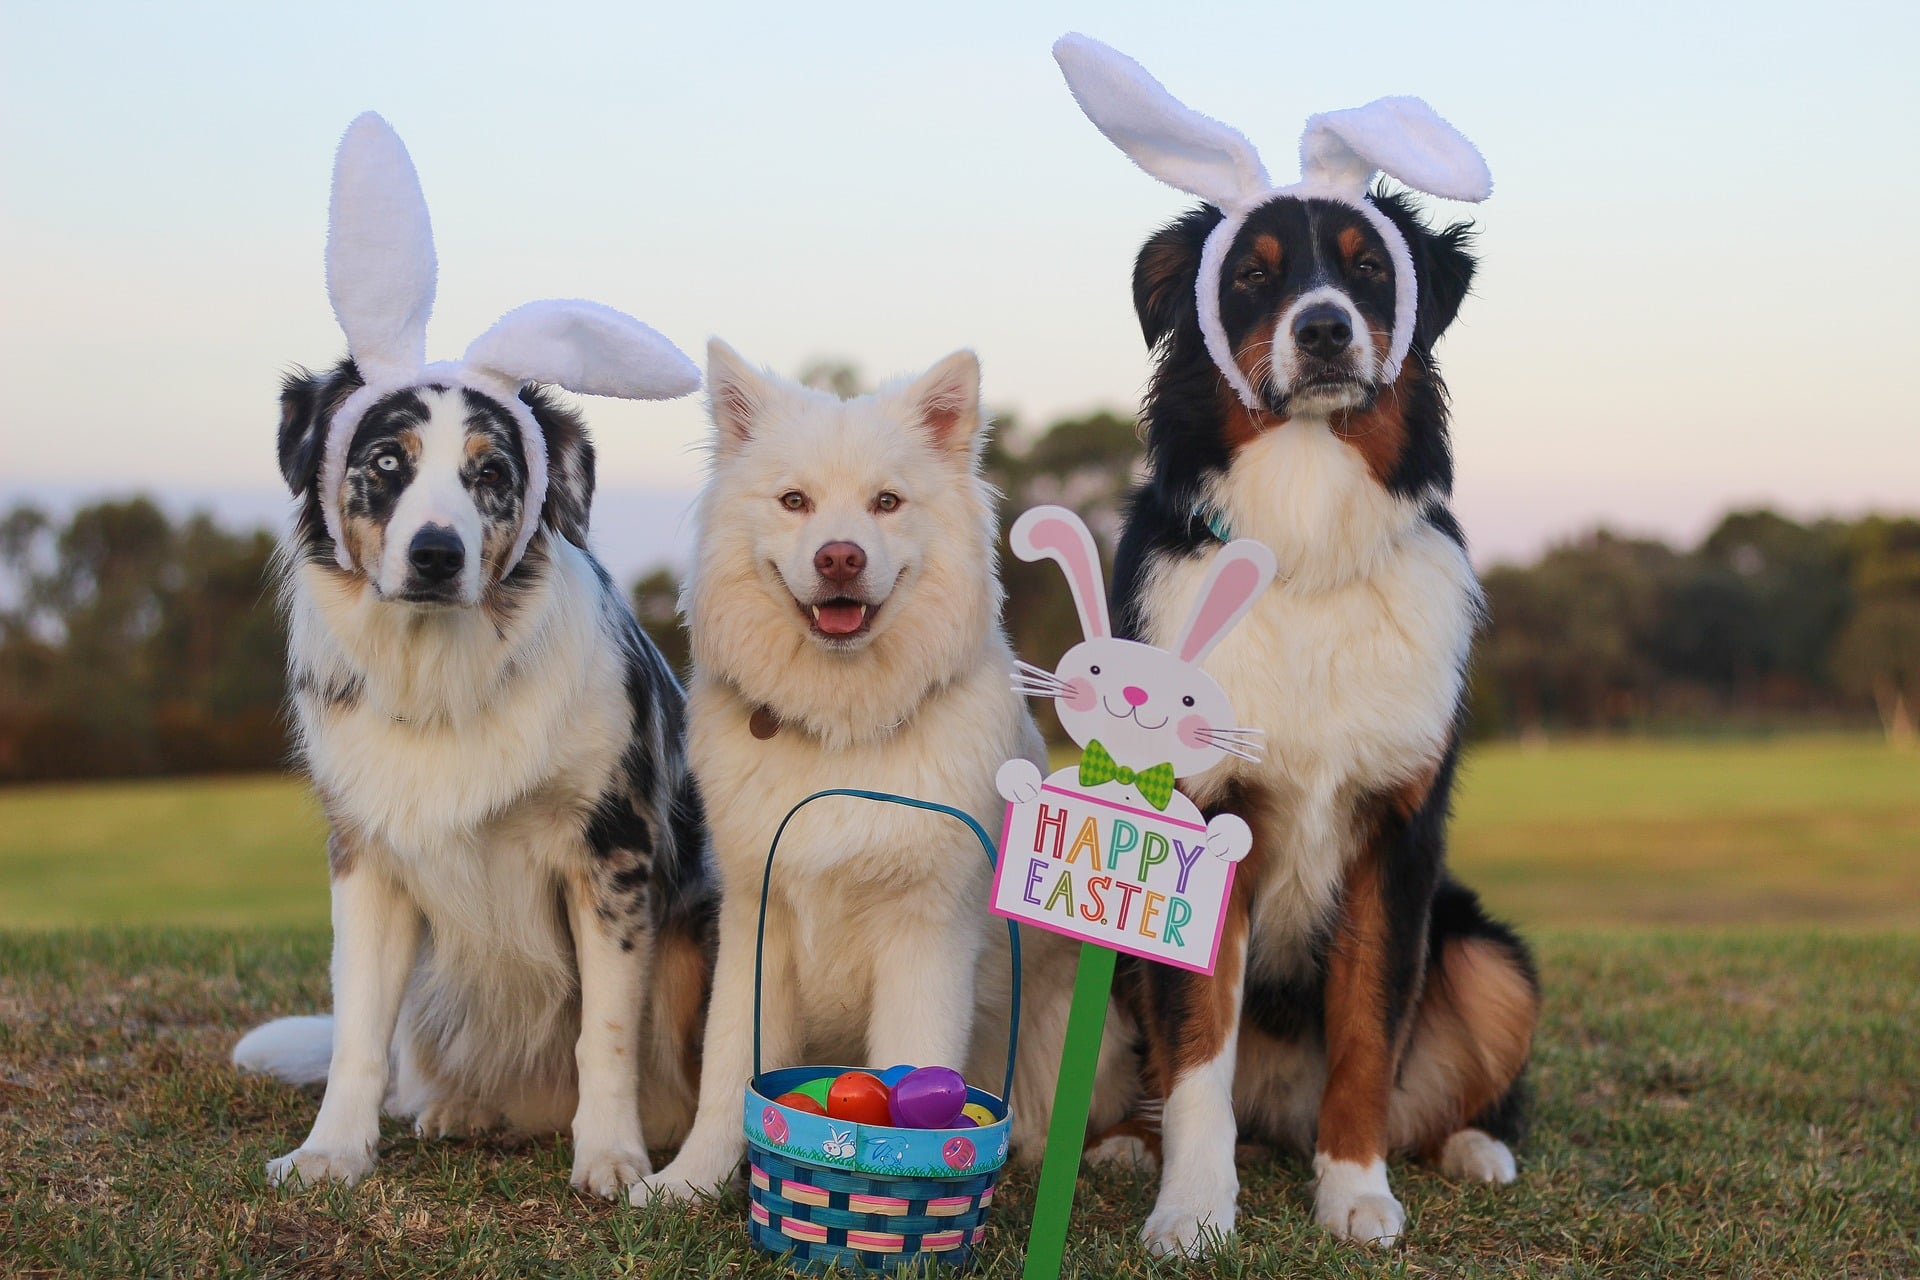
[1055,35,1539,1256]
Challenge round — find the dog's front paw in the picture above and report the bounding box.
[1437,1128,1517,1184]
[1313,1156,1404,1247]
[1141,1198,1235,1258]
[632,1150,738,1206]
[573,1145,652,1199]
[267,1144,375,1188]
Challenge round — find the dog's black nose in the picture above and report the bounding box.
[1292,304,1353,359]
[814,541,866,584]
[408,526,465,582]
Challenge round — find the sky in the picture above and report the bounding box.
[3,0,1916,577]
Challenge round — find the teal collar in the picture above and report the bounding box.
[1195,502,1233,543]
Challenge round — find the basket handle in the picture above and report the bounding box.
[751,787,1022,1108]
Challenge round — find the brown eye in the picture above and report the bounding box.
[1354,256,1385,276]
[874,491,902,513]
[1238,267,1269,286]
[475,462,504,487]
[780,490,809,512]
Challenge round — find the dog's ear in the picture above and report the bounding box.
[278,359,360,495]
[525,388,595,549]
[1373,187,1477,349]
[706,337,772,457]
[1133,205,1220,348]
[901,350,982,460]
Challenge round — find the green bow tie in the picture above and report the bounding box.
[1078,740,1177,811]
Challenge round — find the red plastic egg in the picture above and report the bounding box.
[773,1091,826,1116]
[826,1071,893,1125]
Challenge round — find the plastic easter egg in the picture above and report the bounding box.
[761,1105,789,1146]
[791,1077,833,1109]
[950,1114,977,1128]
[942,1135,977,1170]
[773,1091,826,1116]
[887,1066,968,1129]
[877,1063,916,1087]
[826,1071,893,1125]
[960,1102,996,1127]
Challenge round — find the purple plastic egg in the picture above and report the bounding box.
[887,1065,968,1129]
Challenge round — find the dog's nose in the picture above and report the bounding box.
[1123,685,1149,707]
[1292,304,1353,359]
[814,541,866,584]
[408,526,465,582]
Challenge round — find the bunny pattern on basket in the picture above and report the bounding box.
[995,505,1276,863]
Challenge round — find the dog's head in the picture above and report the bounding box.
[278,359,594,605]
[1135,188,1477,419]
[691,340,992,659]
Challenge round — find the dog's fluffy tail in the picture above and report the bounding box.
[233,1015,334,1086]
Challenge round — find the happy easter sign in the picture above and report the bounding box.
[992,783,1235,974]
[989,505,1277,977]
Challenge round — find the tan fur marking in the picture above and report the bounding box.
[1396,936,1540,1156]
[1330,367,1414,488]
[1251,234,1283,270]
[1337,226,1366,259]
[655,927,711,1091]
[326,828,360,878]
[1170,893,1249,1074]
[1317,849,1394,1163]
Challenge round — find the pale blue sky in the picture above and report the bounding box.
[3,0,1916,569]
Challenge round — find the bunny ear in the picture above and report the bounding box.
[462,300,701,401]
[1010,505,1111,640]
[1053,33,1270,210]
[326,113,437,382]
[1299,96,1491,203]
[1175,539,1277,665]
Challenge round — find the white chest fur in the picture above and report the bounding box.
[287,542,630,955]
[1141,422,1481,954]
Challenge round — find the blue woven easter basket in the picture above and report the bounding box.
[743,789,1020,1275]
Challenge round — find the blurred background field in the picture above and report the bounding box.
[4,734,1914,931]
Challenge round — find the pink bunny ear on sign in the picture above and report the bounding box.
[463,300,702,401]
[1010,505,1110,640]
[326,113,437,382]
[1299,97,1492,202]
[1053,32,1270,209]
[1175,539,1277,664]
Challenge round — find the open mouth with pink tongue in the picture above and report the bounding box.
[801,596,878,641]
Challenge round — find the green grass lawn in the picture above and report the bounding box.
[2,929,1914,1277]
[2,737,1917,1275]
[3,735,1915,930]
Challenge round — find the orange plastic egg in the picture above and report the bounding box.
[773,1091,827,1116]
[825,1070,893,1125]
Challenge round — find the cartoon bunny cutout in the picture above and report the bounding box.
[996,506,1276,864]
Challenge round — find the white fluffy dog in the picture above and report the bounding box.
[638,342,1123,1201]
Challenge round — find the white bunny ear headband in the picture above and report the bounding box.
[1052,33,1491,412]
[316,113,701,574]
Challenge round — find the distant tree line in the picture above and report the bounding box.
[3,416,1914,784]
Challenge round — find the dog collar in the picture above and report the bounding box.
[1053,34,1490,413]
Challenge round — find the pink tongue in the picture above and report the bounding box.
[815,602,868,635]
